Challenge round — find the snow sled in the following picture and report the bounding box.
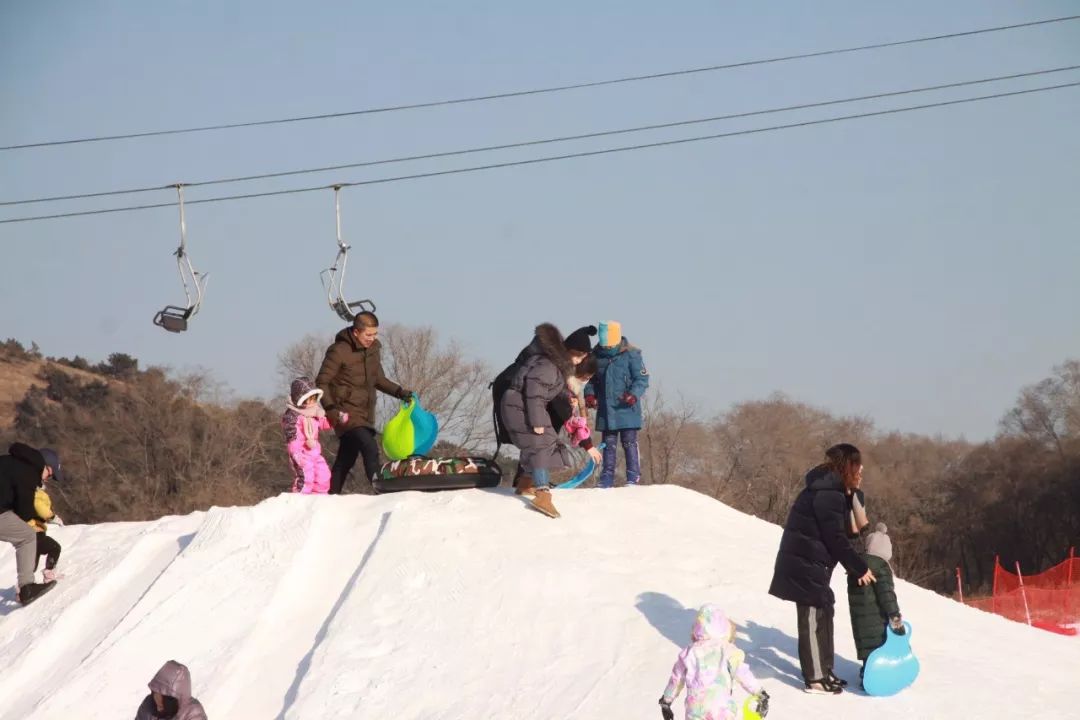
[742,694,767,719]
[382,394,439,460]
[372,456,502,494]
[862,620,920,696]
[554,442,605,489]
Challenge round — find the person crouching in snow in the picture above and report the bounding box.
[499,324,601,518]
[135,660,207,720]
[282,377,333,494]
[1,443,57,605]
[847,522,904,686]
[30,448,64,582]
[659,604,769,720]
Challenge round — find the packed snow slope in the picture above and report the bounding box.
[2,486,1078,719]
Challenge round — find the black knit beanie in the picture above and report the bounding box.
[564,325,598,353]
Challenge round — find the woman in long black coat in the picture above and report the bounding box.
[768,443,876,694]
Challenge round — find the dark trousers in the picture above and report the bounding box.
[796,603,835,682]
[599,428,641,487]
[330,426,381,494]
[35,532,61,571]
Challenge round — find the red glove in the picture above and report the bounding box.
[621,392,637,407]
[584,395,598,409]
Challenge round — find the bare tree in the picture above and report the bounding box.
[710,393,873,522]
[1001,359,1080,459]
[639,385,699,486]
[277,333,328,389]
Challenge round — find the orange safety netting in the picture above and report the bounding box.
[963,551,1079,635]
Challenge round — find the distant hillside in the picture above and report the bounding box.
[0,340,131,430]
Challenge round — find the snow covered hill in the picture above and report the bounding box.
[2,486,1077,719]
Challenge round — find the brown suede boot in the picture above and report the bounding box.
[514,474,536,498]
[531,488,560,518]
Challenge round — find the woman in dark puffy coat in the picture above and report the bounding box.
[499,323,598,518]
[768,443,876,694]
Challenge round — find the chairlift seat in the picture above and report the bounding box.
[331,298,377,322]
[153,306,192,333]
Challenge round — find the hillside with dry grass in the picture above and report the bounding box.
[0,343,116,429]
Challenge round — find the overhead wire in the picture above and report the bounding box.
[2,80,1076,225]
[1,14,1077,151]
[3,64,1078,207]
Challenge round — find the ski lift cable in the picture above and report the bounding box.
[3,63,1078,208]
[1,80,1077,226]
[1,14,1077,152]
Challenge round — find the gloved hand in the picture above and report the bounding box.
[889,614,906,634]
[658,697,674,720]
[756,689,770,717]
[584,395,597,409]
[621,392,637,407]
[399,388,415,401]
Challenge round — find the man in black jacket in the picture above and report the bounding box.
[768,443,876,694]
[0,442,57,605]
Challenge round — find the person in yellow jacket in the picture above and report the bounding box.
[29,448,64,582]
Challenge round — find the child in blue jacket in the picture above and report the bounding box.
[584,321,649,487]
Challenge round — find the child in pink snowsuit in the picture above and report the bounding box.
[659,604,769,720]
[564,355,597,448]
[565,395,592,447]
[282,376,332,494]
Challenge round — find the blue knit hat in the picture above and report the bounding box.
[39,448,64,483]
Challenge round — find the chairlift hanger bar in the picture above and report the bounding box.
[153,184,209,332]
[320,185,375,322]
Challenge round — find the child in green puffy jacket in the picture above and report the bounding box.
[846,522,904,685]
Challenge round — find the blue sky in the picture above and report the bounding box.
[1,0,1078,440]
